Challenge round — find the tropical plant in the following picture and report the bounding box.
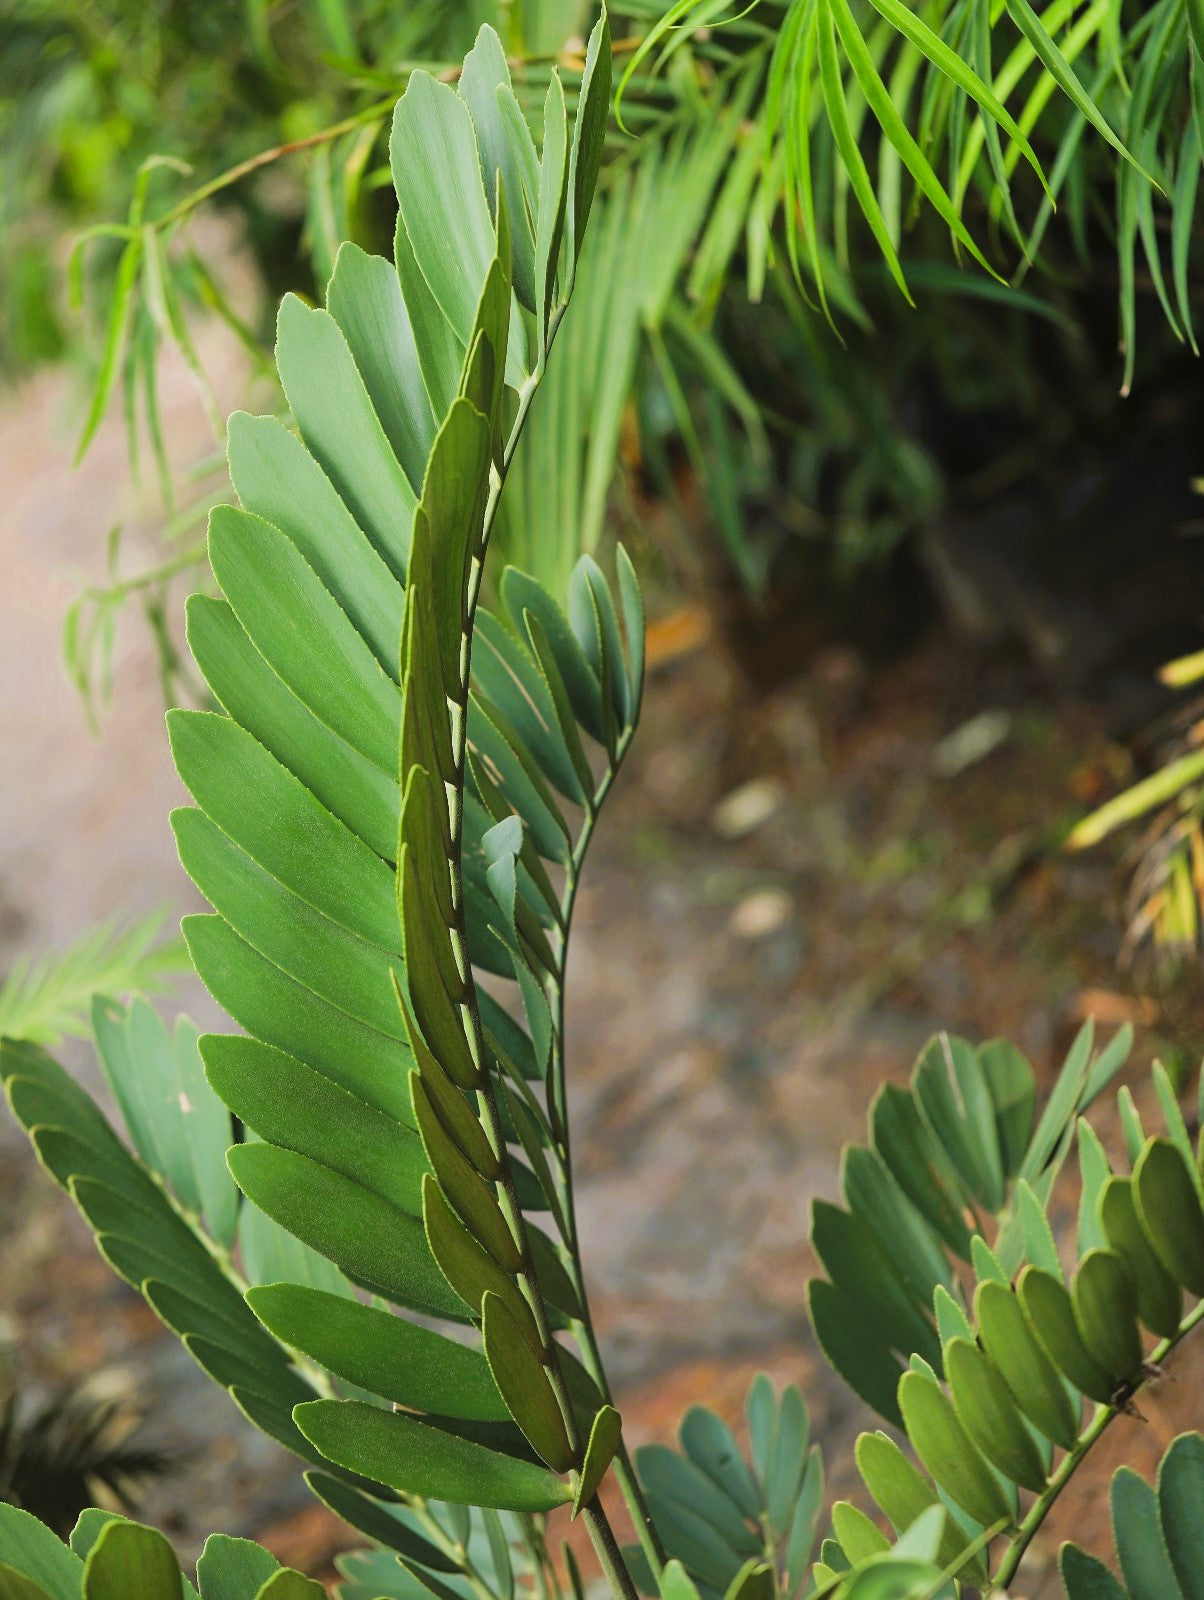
[4,13,1204,1600]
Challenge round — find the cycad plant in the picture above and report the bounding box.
[4,15,1204,1600]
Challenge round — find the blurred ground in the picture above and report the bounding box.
[2,350,1203,1596]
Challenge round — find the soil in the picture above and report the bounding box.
[2,345,1203,1597]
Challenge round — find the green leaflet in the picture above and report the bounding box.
[227,1143,464,1319]
[411,1072,521,1271]
[913,1034,1005,1213]
[274,295,416,580]
[168,711,399,951]
[421,1172,542,1347]
[1061,1434,1204,1599]
[0,1567,55,1600]
[183,914,412,1124]
[248,1284,506,1420]
[574,1406,624,1517]
[1071,1251,1143,1387]
[0,1506,83,1600]
[201,1034,426,1209]
[390,73,498,348]
[1058,1546,1127,1600]
[943,1338,1047,1493]
[1159,1433,1204,1600]
[809,1277,906,1428]
[83,1523,181,1600]
[853,1432,987,1586]
[174,810,406,1040]
[0,1039,315,1432]
[206,506,402,777]
[325,241,436,490]
[92,995,237,1247]
[1111,1466,1179,1600]
[293,1401,572,1512]
[896,1370,1014,1531]
[974,1279,1081,1451]
[195,1534,280,1598]
[1018,1267,1116,1405]
[1133,1140,1204,1296]
[185,596,399,863]
[253,1576,324,1600]
[225,410,405,678]
[1100,1175,1182,1339]
[458,30,539,314]
[482,1291,574,1472]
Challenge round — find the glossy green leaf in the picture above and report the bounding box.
[253,1573,325,1600]
[0,1567,53,1600]
[567,15,611,267]
[248,1283,506,1420]
[870,1084,972,1258]
[0,1506,82,1600]
[1100,1176,1182,1340]
[482,1291,573,1471]
[225,411,404,677]
[83,1522,181,1600]
[678,1407,761,1522]
[1018,1266,1115,1404]
[977,1039,1036,1179]
[974,1280,1080,1450]
[1111,1465,1180,1600]
[175,811,405,1041]
[412,1076,518,1271]
[636,1446,759,1558]
[326,241,435,490]
[207,506,401,776]
[574,1405,623,1517]
[196,1533,280,1599]
[913,1033,1005,1212]
[422,1174,541,1351]
[1159,1432,1204,1600]
[897,1370,1014,1529]
[202,1034,424,1210]
[228,1142,462,1319]
[390,74,496,347]
[168,710,398,951]
[1058,1544,1128,1600]
[854,1432,986,1585]
[294,1400,571,1511]
[1134,1140,1204,1295]
[809,1278,905,1428]
[183,914,411,1124]
[275,295,416,578]
[944,1337,1047,1491]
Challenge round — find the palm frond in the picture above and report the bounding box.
[0,915,187,1047]
[0,1388,171,1538]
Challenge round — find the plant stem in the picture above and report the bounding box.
[546,734,668,1582]
[993,1299,1204,1589]
[153,96,401,231]
[582,1495,643,1600]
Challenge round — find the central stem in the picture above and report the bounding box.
[435,307,642,1600]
